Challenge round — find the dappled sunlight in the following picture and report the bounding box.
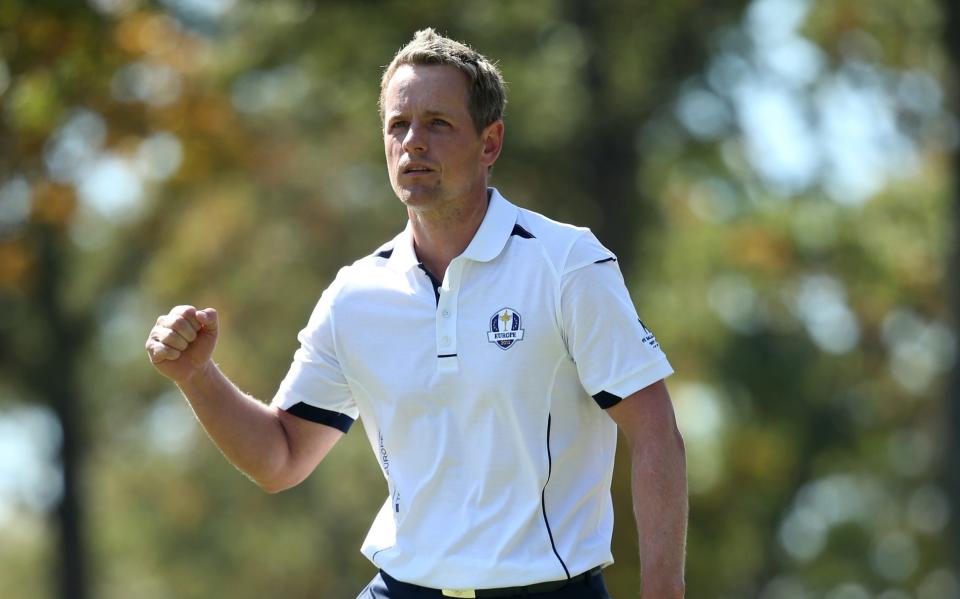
[0,405,63,520]
[673,382,730,493]
[1,0,957,597]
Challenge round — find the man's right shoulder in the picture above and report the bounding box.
[368,239,397,262]
[324,235,404,297]
[349,234,402,269]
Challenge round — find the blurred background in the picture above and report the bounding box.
[1,0,958,597]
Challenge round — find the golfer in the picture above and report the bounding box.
[146,29,687,599]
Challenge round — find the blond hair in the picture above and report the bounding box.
[379,28,507,133]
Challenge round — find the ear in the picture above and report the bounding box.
[479,120,505,169]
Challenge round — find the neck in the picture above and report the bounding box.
[409,187,489,279]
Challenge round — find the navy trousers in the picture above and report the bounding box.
[357,570,613,599]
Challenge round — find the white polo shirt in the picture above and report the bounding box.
[272,188,673,589]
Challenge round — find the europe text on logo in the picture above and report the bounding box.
[488,308,525,350]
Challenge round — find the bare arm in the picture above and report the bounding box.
[607,379,688,598]
[145,305,342,493]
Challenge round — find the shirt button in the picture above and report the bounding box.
[441,336,451,347]
[442,310,451,318]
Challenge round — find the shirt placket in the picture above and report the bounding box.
[435,258,463,373]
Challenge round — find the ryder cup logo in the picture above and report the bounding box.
[488,308,525,350]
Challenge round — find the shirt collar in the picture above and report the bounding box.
[388,221,419,272]
[461,187,518,263]
[387,187,519,272]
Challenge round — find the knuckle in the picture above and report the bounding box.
[166,335,187,350]
[158,329,178,345]
[146,342,163,361]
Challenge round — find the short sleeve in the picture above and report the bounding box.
[272,273,359,432]
[561,233,673,409]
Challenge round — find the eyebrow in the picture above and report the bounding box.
[387,109,454,120]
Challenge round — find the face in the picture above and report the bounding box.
[382,64,503,211]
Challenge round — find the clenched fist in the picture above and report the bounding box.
[146,305,219,384]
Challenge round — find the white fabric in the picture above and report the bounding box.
[272,188,673,588]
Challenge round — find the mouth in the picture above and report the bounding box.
[401,163,435,175]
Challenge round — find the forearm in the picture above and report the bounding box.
[177,361,291,490]
[632,428,688,598]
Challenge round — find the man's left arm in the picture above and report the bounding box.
[607,379,687,599]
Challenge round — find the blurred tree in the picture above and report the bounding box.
[634,0,959,594]
[943,0,960,576]
[1,7,116,597]
[0,2,336,597]
[1,1,958,598]
[553,0,748,272]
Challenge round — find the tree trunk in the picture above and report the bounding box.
[942,0,960,575]
[54,374,86,599]
[563,0,645,274]
[34,224,88,599]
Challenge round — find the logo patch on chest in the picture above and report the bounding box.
[487,307,525,350]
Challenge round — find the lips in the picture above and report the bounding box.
[400,162,435,175]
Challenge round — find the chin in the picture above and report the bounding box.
[397,187,442,208]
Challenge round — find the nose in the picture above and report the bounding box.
[402,121,427,153]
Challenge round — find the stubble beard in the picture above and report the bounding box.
[396,179,449,213]
[392,163,486,227]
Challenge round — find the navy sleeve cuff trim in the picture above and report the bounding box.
[592,390,623,409]
[284,402,355,433]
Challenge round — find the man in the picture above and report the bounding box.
[145,29,687,599]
